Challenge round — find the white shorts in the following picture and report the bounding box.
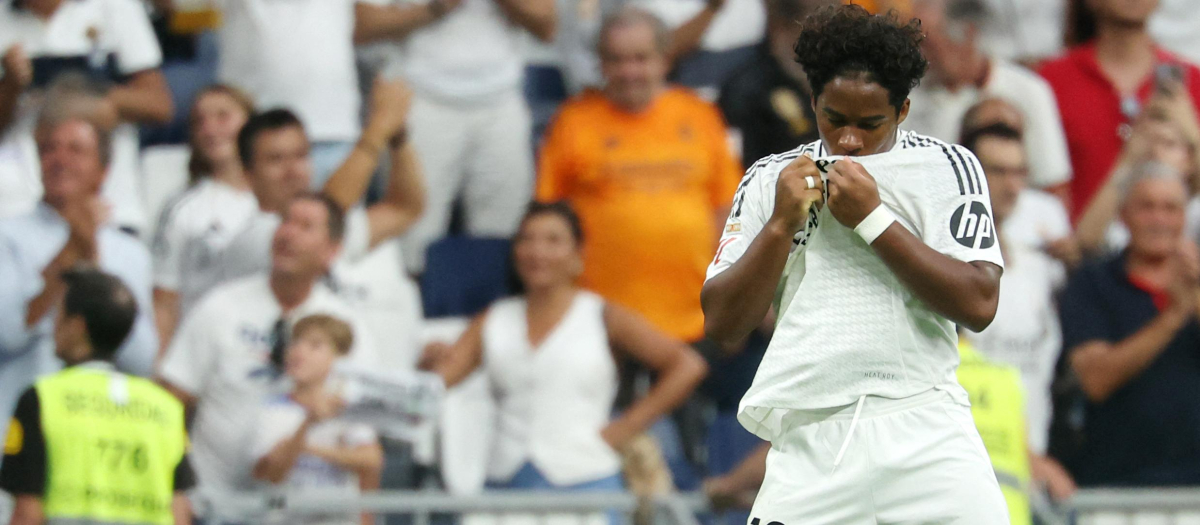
[749,389,1009,525]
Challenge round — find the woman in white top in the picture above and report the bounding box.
[432,202,708,490]
[152,85,260,355]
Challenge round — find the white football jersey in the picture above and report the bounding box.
[707,131,1005,441]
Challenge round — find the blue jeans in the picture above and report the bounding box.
[490,463,625,525]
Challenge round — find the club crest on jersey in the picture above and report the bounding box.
[950,201,995,249]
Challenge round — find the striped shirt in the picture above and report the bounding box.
[707,130,1005,441]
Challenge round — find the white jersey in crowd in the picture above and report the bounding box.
[903,58,1073,189]
[965,234,1063,454]
[0,0,164,230]
[708,130,1005,441]
[253,394,377,525]
[152,179,260,319]
[363,0,525,102]
[219,207,424,370]
[214,0,361,142]
[482,291,622,486]
[159,275,378,492]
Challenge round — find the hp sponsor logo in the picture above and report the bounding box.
[949,201,995,249]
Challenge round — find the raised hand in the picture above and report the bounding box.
[769,155,826,235]
[365,77,414,142]
[826,158,882,228]
[61,196,109,263]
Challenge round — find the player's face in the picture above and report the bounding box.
[38,120,106,209]
[248,126,313,213]
[272,199,340,279]
[600,22,669,112]
[514,213,583,292]
[976,137,1027,224]
[285,330,338,386]
[1122,177,1187,259]
[192,91,250,168]
[813,75,909,156]
[1088,0,1159,25]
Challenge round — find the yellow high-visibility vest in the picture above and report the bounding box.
[36,366,186,525]
[956,342,1033,525]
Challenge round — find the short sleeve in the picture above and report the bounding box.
[1058,267,1114,353]
[158,297,220,395]
[151,201,185,291]
[109,0,164,74]
[535,111,577,202]
[915,145,1005,269]
[706,165,772,281]
[0,388,46,496]
[342,206,372,263]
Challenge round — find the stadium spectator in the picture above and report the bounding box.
[1074,89,1200,255]
[158,193,378,499]
[0,100,157,467]
[152,84,258,354]
[203,0,364,186]
[974,0,1065,64]
[1057,168,1200,486]
[213,79,425,371]
[958,99,1078,270]
[354,0,554,274]
[538,7,741,345]
[0,268,194,525]
[0,0,174,232]
[718,0,828,168]
[959,123,1077,501]
[428,202,707,491]
[906,0,1072,192]
[1039,0,1200,220]
[634,0,763,97]
[253,314,382,525]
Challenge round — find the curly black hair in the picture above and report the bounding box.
[793,4,927,113]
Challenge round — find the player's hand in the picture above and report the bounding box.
[826,158,882,228]
[364,77,413,143]
[1,45,32,90]
[768,155,825,235]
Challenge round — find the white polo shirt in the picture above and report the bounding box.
[363,0,525,102]
[0,0,163,230]
[159,275,378,492]
[903,58,1073,189]
[151,179,260,319]
[215,0,361,142]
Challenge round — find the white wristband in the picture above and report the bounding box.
[853,205,896,245]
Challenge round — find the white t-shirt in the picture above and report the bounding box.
[709,131,1005,441]
[0,0,163,230]
[152,179,260,318]
[214,0,360,142]
[977,0,1065,62]
[253,394,377,525]
[159,275,378,492]
[634,0,764,53]
[365,0,525,102]
[903,59,1073,189]
[964,236,1063,454]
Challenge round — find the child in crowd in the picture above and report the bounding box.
[252,315,383,525]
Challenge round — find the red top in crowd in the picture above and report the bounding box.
[1039,43,1200,222]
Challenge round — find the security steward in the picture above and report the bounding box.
[956,341,1033,525]
[1,268,195,525]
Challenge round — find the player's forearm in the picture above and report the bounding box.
[353,3,439,44]
[323,132,391,212]
[701,221,794,345]
[1071,307,1188,402]
[870,224,1001,332]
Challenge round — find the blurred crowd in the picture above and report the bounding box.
[2,0,1200,523]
